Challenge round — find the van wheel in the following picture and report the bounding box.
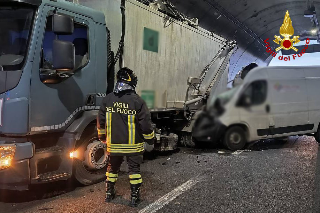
[223,126,247,151]
[74,126,107,185]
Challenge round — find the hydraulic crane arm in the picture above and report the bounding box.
[184,40,237,108]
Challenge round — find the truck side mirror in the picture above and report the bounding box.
[53,14,74,35]
[53,40,75,71]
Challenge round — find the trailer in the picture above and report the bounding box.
[0,0,235,190]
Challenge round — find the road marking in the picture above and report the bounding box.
[139,177,201,213]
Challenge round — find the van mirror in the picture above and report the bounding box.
[53,14,74,35]
[243,96,251,106]
[53,40,75,71]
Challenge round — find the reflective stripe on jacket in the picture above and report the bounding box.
[97,91,154,156]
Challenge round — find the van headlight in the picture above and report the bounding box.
[0,145,16,170]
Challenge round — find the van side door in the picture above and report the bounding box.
[301,69,320,134]
[268,75,311,137]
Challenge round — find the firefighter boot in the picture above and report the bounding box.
[105,181,116,202]
[129,183,141,207]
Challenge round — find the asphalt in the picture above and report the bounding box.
[1,136,320,213]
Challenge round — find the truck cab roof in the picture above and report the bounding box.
[2,0,42,6]
[3,0,106,24]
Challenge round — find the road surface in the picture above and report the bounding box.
[1,136,320,213]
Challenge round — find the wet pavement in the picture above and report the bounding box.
[1,136,319,213]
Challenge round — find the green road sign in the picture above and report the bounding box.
[143,27,159,53]
[141,90,155,109]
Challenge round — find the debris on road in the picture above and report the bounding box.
[38,207,54,211]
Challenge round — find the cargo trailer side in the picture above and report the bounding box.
[80,0,228,110]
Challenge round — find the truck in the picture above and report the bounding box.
[0,0,235,190]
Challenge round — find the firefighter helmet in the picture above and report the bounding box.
[116,67,138,88]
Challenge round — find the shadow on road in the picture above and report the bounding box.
[185,136,302,156]
[246,138,297,151]
[143,148,181,161]
[0,137,303,204]
[0,179,79,203]
[0,149,179,204]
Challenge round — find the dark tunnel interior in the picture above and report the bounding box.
[167,0,320,82]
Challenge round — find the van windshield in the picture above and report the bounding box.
[208,86,239,109]
[0,5,35,71]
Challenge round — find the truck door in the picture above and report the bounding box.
[29,6,96,132]
[238,80,271,140]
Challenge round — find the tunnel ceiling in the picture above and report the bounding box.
[170,0,319,63]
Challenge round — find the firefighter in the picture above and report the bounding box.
[97,67,155,207]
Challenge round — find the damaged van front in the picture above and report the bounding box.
[192,86,240,145]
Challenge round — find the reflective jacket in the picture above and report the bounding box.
[97,91,154,156]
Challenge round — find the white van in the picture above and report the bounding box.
[193,66,320,150]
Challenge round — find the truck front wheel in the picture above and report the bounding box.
[223,126,247,151]
[74,127,107,185]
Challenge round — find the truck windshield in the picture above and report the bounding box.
[0,5,35,71]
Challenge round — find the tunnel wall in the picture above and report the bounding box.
[228,46,269,87]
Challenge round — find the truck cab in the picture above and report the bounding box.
[0,0,109,190]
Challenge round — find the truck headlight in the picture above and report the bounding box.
[0,145,16,170]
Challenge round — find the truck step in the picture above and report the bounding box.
[36,171,71,182]
[35,146,64,154]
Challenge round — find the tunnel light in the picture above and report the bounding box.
[311,29,318,34]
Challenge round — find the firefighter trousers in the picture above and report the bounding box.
[106,155,143,185]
